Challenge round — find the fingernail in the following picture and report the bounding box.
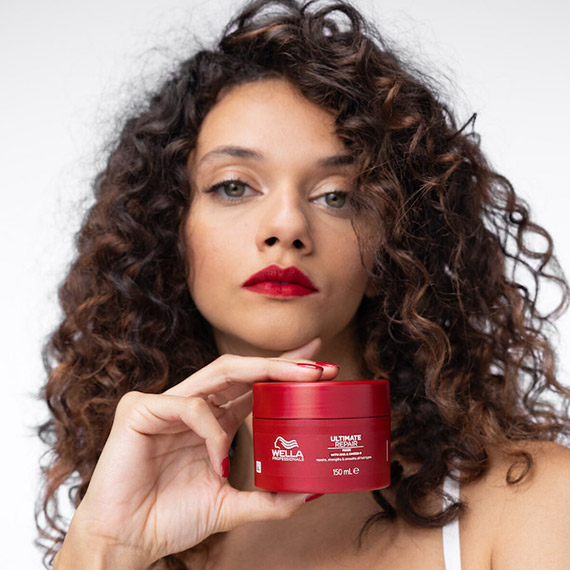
[296,363,323,370]
[304,493,324,503]
[221,456,230,478]
[315,362,339,368]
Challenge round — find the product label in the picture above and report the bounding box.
[253,417,391,493]
[316,433,371,464]
[271,436,305,461]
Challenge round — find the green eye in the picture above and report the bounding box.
[221,181,247,197]
[323,191,347,208]
[206,179,256,200]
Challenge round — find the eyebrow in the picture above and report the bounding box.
[197,145,354,168]
[198,146,263,166]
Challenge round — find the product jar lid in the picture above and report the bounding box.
[253,380,390,419]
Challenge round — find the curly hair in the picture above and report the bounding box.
[37,0,570,567]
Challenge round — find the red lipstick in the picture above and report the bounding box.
[243,265,318,297]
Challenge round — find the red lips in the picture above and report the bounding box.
[242,265,318,297]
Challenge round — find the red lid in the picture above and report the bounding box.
[253,380,390,419]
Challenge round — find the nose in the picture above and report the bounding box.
[255,186,313,254]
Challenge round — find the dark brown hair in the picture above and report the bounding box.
[37,0,570,567]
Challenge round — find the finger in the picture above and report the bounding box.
[218,488,311,531]
[165,353,327,398]
[277,338,340,379]
[268,357,339,380]
[215,391,253,436]
[203,356,338,407]
[117,392,229,476]
[205,383,252,408]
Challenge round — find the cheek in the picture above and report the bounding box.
[329,230,371,289]
[184,213,249,309]
[184,217,223,297]
[342,259,371,303]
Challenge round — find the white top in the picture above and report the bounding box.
[442,476,462,570]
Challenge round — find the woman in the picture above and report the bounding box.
[38,1,570,568]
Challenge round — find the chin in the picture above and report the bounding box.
[254,333,319,354]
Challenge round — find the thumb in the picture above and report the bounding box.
[279,338,322,361]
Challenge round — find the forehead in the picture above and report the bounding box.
[192,79,344,160]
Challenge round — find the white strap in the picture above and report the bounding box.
[442,476,462,570]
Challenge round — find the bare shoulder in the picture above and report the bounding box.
[461,441,570,570]
[485,440,570,488]
[493,440,569,499]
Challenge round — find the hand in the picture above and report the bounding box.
[57,338,338,568]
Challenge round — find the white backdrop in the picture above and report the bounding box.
[1,0,569,566]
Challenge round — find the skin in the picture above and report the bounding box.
[54,80,570,570]
[185,79,373,364]
[55,343,340,570]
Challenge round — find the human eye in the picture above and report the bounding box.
[312,190,349,210]
[204,179,258,201]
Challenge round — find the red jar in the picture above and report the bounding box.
[252,380,390,493]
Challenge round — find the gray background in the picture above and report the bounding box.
[1,0,569,566]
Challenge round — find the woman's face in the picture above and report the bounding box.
[184,79,372,355]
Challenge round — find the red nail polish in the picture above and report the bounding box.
[305,493,324,503]
[296,363,323,370]
[315,362,339,368]
[221,456,230,478]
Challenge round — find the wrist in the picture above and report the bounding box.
[55,518,153,570]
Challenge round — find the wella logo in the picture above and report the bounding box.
[271,436,305,461]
